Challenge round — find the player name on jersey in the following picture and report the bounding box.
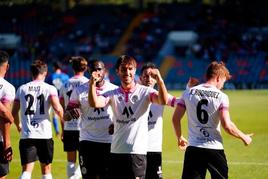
[28,86,41,92]
[189,89,220,99]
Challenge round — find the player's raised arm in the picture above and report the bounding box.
[88,71,108,108]
[149,68,168,105]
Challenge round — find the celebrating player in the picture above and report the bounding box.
[172,61,253,179]
[88,55,169,179]
[65,59,117,179]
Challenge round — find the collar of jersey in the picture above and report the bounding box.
[119,83,138,93]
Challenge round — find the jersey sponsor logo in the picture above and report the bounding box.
[87,115,110,121]
[116,106,136,124]
[94,108,104,115]
[122,106,134,118]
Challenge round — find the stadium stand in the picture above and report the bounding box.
[1,2,268,89]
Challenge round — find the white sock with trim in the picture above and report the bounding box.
[42,173,52,179]
[67,162,76,178]
[20,171,31,179]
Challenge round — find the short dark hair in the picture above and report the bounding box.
[0,50,9,65]
[115,55,137,70]
[140,62,156,75]
[31,60,48,77]
[52,61,62,70]
[88,59,105,74]
[69,56,88,72]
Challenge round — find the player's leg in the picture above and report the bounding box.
[95,142,111,179]
[131,154,147,179]
[19,139,38,179]
[37,139,54,179]
[64,130,81,178]
[66,151,77,178]
[20,163,35,179]
[145,152,162,179]
[182,146,207,179]
[207,149,228,179]
[40,163,52,179]
[79,140,99,179]
[110,153,134,179]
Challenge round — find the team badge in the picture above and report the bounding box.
[118,96,123,102]
[132,95,138,102]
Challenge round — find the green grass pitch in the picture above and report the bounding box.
[6,90,268,179]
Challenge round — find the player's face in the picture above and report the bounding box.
[117,63,136,86]
[140,68,156,87]
[90,62,105,82]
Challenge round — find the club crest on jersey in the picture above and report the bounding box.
[132,95,138,103]
[0,84,3,89]
[118,96,123,102]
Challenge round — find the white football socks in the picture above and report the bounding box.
[42,173,52,179]
[20,171,31,179]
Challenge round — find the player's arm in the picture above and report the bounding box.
[1,101,14,161]
[149,69,168,105]
[220,108,253,146]
[0,101,14,123]
[51,96,64,131]
[172,103,188,151]
[88,71,109,108]
[11,100,21,132]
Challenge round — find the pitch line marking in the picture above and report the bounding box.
[11,159,268,166]
[163,160,268,166]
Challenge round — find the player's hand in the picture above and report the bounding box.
[178,136,188,151]
[3,146,12,162]
[148,69,162,82]
[16,123,22,133]
[65,108,81,121]
[243,133,254,146]
[90,71,101,85]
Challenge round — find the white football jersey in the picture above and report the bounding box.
[104,84,156,155]
[178,84,229,149]
[15,80,58,139]
[0,78,15,142]
[147,95,176,152]
[59,75,88,130]
[69,81,117,143]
